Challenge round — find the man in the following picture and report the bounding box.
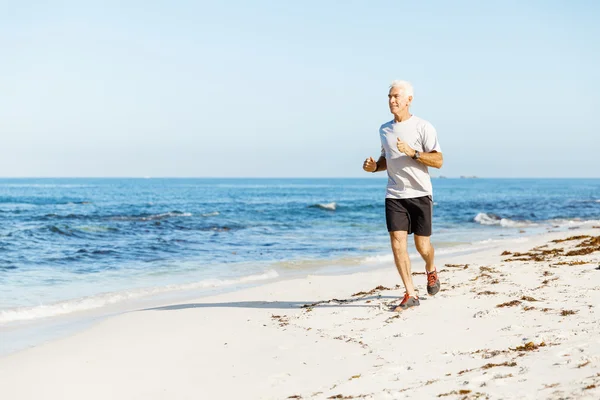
[363,80,443,312]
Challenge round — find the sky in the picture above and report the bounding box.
[1,0,599,178]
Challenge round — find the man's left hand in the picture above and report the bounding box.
[397,138,416,158]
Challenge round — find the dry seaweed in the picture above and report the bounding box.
[504,246,567,262]
[480,266,499,273]
[511,341,546,351]
[495,374,514,379]
[577,236,600,247]
[521,296,539,302]
[566,247,599,256]
[551,235,590,243]
[445,263,469,269]
[560,309,578,316]
[564,236,600,256]
[271,314,290,327]
[497,300,521,308]
[470,273,493,281]
[541,277,559,285]
[302,298,351,308]
[469,348,508,359]
[578,360,591,368]
[437,390,472,397]
[553,260,587,266]
[481,361,517,369]
[385,314,400,323]
[351,285,401,297]
[477,291,497,296]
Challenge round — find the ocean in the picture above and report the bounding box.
[1,178,599,328]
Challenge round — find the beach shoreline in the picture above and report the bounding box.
[0,227,546,357]
[1,228,599,399]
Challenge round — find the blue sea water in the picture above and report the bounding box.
[0,178,599,325]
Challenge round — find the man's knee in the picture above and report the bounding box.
[415,236,433,256]
[389,231,408,252]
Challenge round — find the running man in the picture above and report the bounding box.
[363,80,444,311]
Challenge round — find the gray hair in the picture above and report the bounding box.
[390,80,414,99]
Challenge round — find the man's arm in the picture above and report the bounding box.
[396,138,443,169]
[374,156,387,172]
[415,151,443,169]
[363,155,387,172]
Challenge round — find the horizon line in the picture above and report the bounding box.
[1,176,599,180]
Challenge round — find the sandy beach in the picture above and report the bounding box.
[1,228,599,399]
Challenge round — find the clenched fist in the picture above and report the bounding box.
[397,138,416,158]
[363,157,377,172]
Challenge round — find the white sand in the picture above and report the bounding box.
[1,229,599,399]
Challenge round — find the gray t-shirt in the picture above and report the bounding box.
[379,115,442,199]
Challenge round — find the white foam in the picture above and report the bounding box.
[362,243,493,266]
[548,218,600,228]
[0,270,279,324]
[474,236,529,245]
[314,202,337,211]
[111,212,193,221]
[201,211,220,217]
[474,212,534,228]
[363,254,394,264]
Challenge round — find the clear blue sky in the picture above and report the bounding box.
[1,0,598,178]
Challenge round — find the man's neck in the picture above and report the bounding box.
[393,111,412,123]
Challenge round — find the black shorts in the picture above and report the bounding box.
[385,196,433,236]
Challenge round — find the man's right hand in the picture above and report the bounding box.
[363,157,377,172]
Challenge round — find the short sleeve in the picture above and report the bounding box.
[380,145,386,158]
[421,122,442,153]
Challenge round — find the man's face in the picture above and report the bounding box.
[388,87,412,114]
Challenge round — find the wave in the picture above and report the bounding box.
[46,224,118,236]
[361,242,500,265]
[309,202,337,211]
[110,211,192,221]
[42,213,89,220]
[546,218,600,228]
[272,256,367,270]
[570,199,600,205]
[473,212,534,228]
[0,197,89,206]
[48,225,76,236]
[0,270,279,324]
[201,211,220,217]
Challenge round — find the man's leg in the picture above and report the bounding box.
[415,234,440,295]
[414,235,435,273]
[389,231,417,297]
